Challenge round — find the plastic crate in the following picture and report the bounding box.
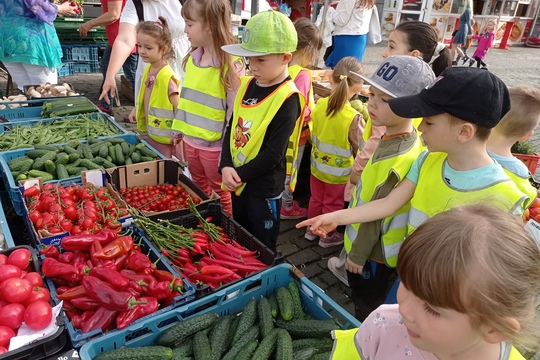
[0,99,47,122]
[78,263,360,359]
[0,246,67,360]
[57,62,74,77]
[54,18,107,44]
[61,45,100,62]
[140,203,278,297]
[44,230,196,349]
[73,61,100,74]
[0,197,14,249]
[513,153,540,174]
[0,134,162,216]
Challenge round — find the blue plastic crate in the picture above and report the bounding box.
[44,229,196,349]
[79,264,360,359]
[57,61,75,77]
[73,61,100,74]
[0,197,14,249]
[62,45,100,62]
[0,134,164,216]
[0,99,47,122]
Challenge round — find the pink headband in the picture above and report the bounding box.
[154,19,163,29]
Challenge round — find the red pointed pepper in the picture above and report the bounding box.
[82,276,146,312]
[63,300,81,321]
[71,297,101,311]
[116,297,159,329]
[61,230,118,251]
[57,285,86,301]
[39,246,60,259]
[81,306,118,334]
[113,252,130,271]
[89,267,129,290]
[119,270,156,286]
[127,253,153,272]
[41,258,80,281]
[142,279,172,300]
[93,236,134,260]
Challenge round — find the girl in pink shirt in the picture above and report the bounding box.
[469,20,495,69]
[331,204,540,360]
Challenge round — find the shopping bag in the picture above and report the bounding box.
[367,6,382,45]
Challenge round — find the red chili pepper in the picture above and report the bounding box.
[93,236,134,260]
[152,269,174,282]
[81,306,119,334]
[177,248,192,260]
[57,285,86,300]
[189,272,236,284]
[119,270,156,286]
[116,297,159,329]
[41,258,80,280]
[200,265,235,276]
[61,230,118,251]
[71,297,101,311]
[39,246,60,259]
[89,267,129,290]
[224,243,258,257]
[82,276,145,312]
[202,256,266,273]
[127,253,153,272]
[209,244,245,262]
[63,300,81,321]
[172,278,184,293]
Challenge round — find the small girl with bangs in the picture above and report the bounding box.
[172,0,244,216]
[135,17,181,159]
[331,204,540,360]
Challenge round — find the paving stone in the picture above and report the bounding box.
[296,262,324,278]
[286,248,323,267]
[276,242,300,257]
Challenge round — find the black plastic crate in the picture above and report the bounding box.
[0,246,67,360]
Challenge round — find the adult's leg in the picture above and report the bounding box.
[22,63,57,86]
[2,62,31,91]
[122,52,138,89]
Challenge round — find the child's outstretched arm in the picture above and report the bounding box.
[297,178,416,236]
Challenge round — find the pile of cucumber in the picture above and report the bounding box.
[93,283,340,360]
[41,97,98,118]
[7,138,159,182]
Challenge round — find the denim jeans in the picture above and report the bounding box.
[99,44,138,109]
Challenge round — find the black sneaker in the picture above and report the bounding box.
[461,56,470,65]
[468,59,475,67]
[452,61,458,66]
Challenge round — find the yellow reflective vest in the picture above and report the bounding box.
[330,328,526,359]
[226,76,303,195]
[285,65,313,192]
[408,152,528,234]
[310,97,357,184]
[344,130,424,267]
[502,168,537,209]
[172,56,228,142]
[136,64,179,144]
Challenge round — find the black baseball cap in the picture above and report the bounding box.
[388,67,510,128]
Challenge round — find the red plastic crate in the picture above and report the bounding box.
[513,153,540,174]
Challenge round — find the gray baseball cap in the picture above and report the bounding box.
[350,55,436,98]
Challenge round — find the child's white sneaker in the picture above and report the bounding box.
[327,256,349,286]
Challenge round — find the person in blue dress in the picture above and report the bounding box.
[451,0,474,66]
[0,0,77,90]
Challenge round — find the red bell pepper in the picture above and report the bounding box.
[56,285,86,301]
[93,236,134,260]
[41,258,81,281]
[116,297,159,329]
[88,267,129,290]
[39,246,60,259]
[127,253,152,272]
[82,276,146,312]
[81,306,118,334]
[71,297,101,311]
[61,230,118,251]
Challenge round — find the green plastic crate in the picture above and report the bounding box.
[54,17,107,44]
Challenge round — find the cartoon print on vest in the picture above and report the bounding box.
[335,158,344,167]
[165,120,173,128]
[321,155,331,164]
[153,119,161,127]
[234,117,252,148]
[313,150,319,159]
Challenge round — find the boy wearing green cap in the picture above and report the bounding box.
[220,10,303,251]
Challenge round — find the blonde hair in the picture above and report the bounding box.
[493,85,540,139]
[326,57,364,117]
[356,0,376,8]
[136,16,175,60]
[398,204,540,352]
[181,0,239,91]
[293,18,322,68]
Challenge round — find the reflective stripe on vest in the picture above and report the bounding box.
[503,168,537,209]
[285,65,312,192]
[136,64,179,144]
[343,132,423,267]
[330,329,361,360]
[310,97,356,184]
[226,76,302,195]
[408,152,528,235]
[172,56,227,142]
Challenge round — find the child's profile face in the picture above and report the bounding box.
[397,283,486,356]
[247,54,290,86]
[183,15,211,48]
[137,32,167,64]
[367,86,404,129]
[382,30,416,59]
[417,113,456,152]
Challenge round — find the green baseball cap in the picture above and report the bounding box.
[222,10,298,57]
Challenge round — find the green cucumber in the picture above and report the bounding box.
[251,327,279,360]
[56,164,70,180]
[81,143,94,159]
[28,170,54,182]
[276,328,293,360]
[275,287,294,321]
[275,318,339,338]
[114,143,125,165]
[9,158,33,172]
[93,346,173,360]
[237,340,259,360]
[192,331,213,360]
[156,312,218,348]
[44,160,56,175]
[79,159,103,170]
[209,315,232,359]
[222,325,259,360]
[136,143,158,158]
[130,152,142,163]
[288,282,303,319]
[26,149,56,159]
[108,145,117,164]
[292,338,334,352]
[258,297,274,338]
[99,145,109,158]
[171,337,193,358]
[268,293,279,319]
[232,298,258,345]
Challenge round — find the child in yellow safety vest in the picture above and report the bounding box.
[338,55,435,322]
[298,68,529,263]
[280,18,322,221]
[305,57,363,248]
[134,17,181,159]
[330,204,540,360]
[219,10,303,251]
[487,85,540,209]
[171,0,245,216]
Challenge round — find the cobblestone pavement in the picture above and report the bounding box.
[1,42,540,317]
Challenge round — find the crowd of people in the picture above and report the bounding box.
[2,0,540,358]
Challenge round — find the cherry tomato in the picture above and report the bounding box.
[64,206,78,221]
[22,287,50,307]
[49,203,61,213]
[24,301,53,330]
[1,278,32,303]
[48,226,64,234]
[60,219,73,233]
[0,264,22,284]
[0,303,25,329]
[7,248,31,270]
[82,218,94,229]
[23,272,43,288]
[28,210,43,224]
[23,186,40,197]
[0,326,15,348]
